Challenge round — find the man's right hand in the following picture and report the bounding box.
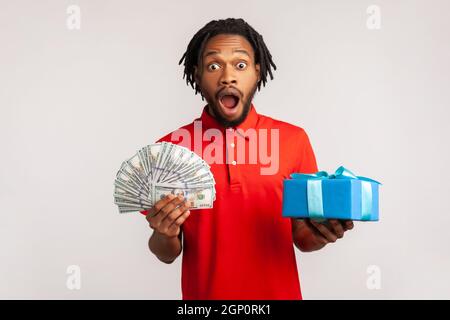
[146,194,191,238]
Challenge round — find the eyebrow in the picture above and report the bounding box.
[203,49,251,59]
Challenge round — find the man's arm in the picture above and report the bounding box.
[145,194,191,264]
[291,218,354,252]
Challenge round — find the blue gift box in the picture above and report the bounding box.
[282,166,381,221]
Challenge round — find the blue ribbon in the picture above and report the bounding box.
[290,166,381,220]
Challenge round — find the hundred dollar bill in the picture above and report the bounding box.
[114,142,216,214]
[117,205,148,213]
[154,185,214,209]
[116,168,148,194]
[114,187,152,206]
[158,146,189,182]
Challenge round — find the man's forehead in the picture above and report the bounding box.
[204,48,251,59]
[202,34,254,58]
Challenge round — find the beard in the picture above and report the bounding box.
[204,82,258,128]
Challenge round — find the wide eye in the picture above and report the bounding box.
[236,62,247,70]
[208,63,220,71]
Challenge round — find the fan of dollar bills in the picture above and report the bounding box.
[113,142,216,213]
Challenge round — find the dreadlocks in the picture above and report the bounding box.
[178,18,277,100]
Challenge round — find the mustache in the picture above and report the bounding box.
[216,86,242,100]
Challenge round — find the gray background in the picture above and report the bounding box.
[1,0,449,299]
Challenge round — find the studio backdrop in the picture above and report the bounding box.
[1,0,449,299]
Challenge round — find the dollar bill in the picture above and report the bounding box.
[154,185,214,209]
[114,142,216,214]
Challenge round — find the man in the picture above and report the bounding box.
[140,18,354,300]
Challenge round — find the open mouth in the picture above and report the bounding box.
[219,94,240,109]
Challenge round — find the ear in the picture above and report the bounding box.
[255,63,261,82]
[194,65,201,86]
[194,65,204,99]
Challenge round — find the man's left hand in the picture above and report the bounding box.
[311,218,353,241]
[291,218,354,252]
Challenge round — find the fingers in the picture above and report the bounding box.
[146,194,176,222]
[343,220,354,231]
[148,194,186,228]
[328,219,345,239]
[159,201,191,233]
[309,218,355,244]
[310,220,338,243]
[167,210,191,234]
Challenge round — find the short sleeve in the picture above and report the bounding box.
[294,129,318,174]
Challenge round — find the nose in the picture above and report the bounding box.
[219,64,237,85]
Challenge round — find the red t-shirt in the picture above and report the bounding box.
[141,103,318,299]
